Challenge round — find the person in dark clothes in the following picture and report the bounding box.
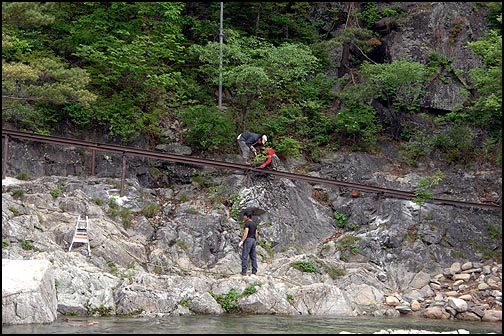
[236,132,267,165]
[238,210,258,275]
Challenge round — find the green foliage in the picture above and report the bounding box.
[290,260,317,273]
[481,137,502,166]
[88,304,113,317]
[2,2,56,29]
[178,192,191,202]
[252,153,268,165]
[175,241,188,250]
[15,172,31,181]
[434,126,475,165]
[470,240,502,261]
[1,1,500,168]
[400,130,436,165]
[263,42,320,87]
[275,136,302,158]
[106,198,134,229]
[119,208,133,229]
[141,203,160,218]
[450,250,466,259]
[330,27,378,60]
[337,235,360,250]
[332,85,382,147]
[179,298,190,307]
[207,184,231,205]
[107,261,118,274]
[179,105,236,151]
[401,124,482,167]
[229,193,244,219]
[108,197,119,209]
[2,55,97,131]
[355,3,381,29]
[360,60,429,139]
[355,3,401,30]
[8,206,20,216]
[466,29,502,136]
[484,223,502,240]
[242,282,261,297]
[191,33,323,130]
[257,240,274,256]
[47,2,185,139]
[21,239,34,250]
[413,171,444,206]
[63,102,95,129]
[324,266,347,279]
[50,188,61,199]
[333,211,348,228]
[361,60,429,104]
[2,237,10,248]
[191,173,212,189]
[349,223,360,232]
[210,288,241,313]
[262,105,310,138]
[88,96,151,141]
[91,197,105,206]
[220,3,319,45]
[11,188,26,199]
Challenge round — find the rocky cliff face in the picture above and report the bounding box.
[366,2,488,112]
[1,1,501,326]
[2,142,501,323]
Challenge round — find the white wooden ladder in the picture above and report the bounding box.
[68,215,91,256]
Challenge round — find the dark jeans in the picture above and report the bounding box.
[241,238,258,274]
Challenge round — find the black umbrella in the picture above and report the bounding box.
[237,207,266,220]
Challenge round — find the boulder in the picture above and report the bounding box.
[2,259,58,325]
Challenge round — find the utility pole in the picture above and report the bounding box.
[218,2,223,108]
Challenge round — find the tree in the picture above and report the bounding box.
[2,2,97,132]
[360,60,430,139]
[68,2,188,140]
[413,170,444,222]
[466,26,502,137]
[190,32,319,131]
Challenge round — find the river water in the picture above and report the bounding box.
[2,315,501,334]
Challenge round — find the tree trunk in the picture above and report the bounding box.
[337,3,355,78]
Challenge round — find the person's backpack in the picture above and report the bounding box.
[271,154,280,169]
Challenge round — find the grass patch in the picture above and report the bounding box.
[290,260,317,273]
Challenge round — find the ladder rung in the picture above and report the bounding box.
[74,233,88,237]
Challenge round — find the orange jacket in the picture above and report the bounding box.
[259,148,276,169]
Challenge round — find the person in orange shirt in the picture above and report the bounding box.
[258,147,280,170]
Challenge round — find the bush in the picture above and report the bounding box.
[50,188,61,199]
[179,105,236,151]
[11,189,26,199]
[290,260,317,273]
[141,203,160,218]
[211,288,241,313]
[276,136,302,158]
[16,172,31,181]
[333,211,347,228]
